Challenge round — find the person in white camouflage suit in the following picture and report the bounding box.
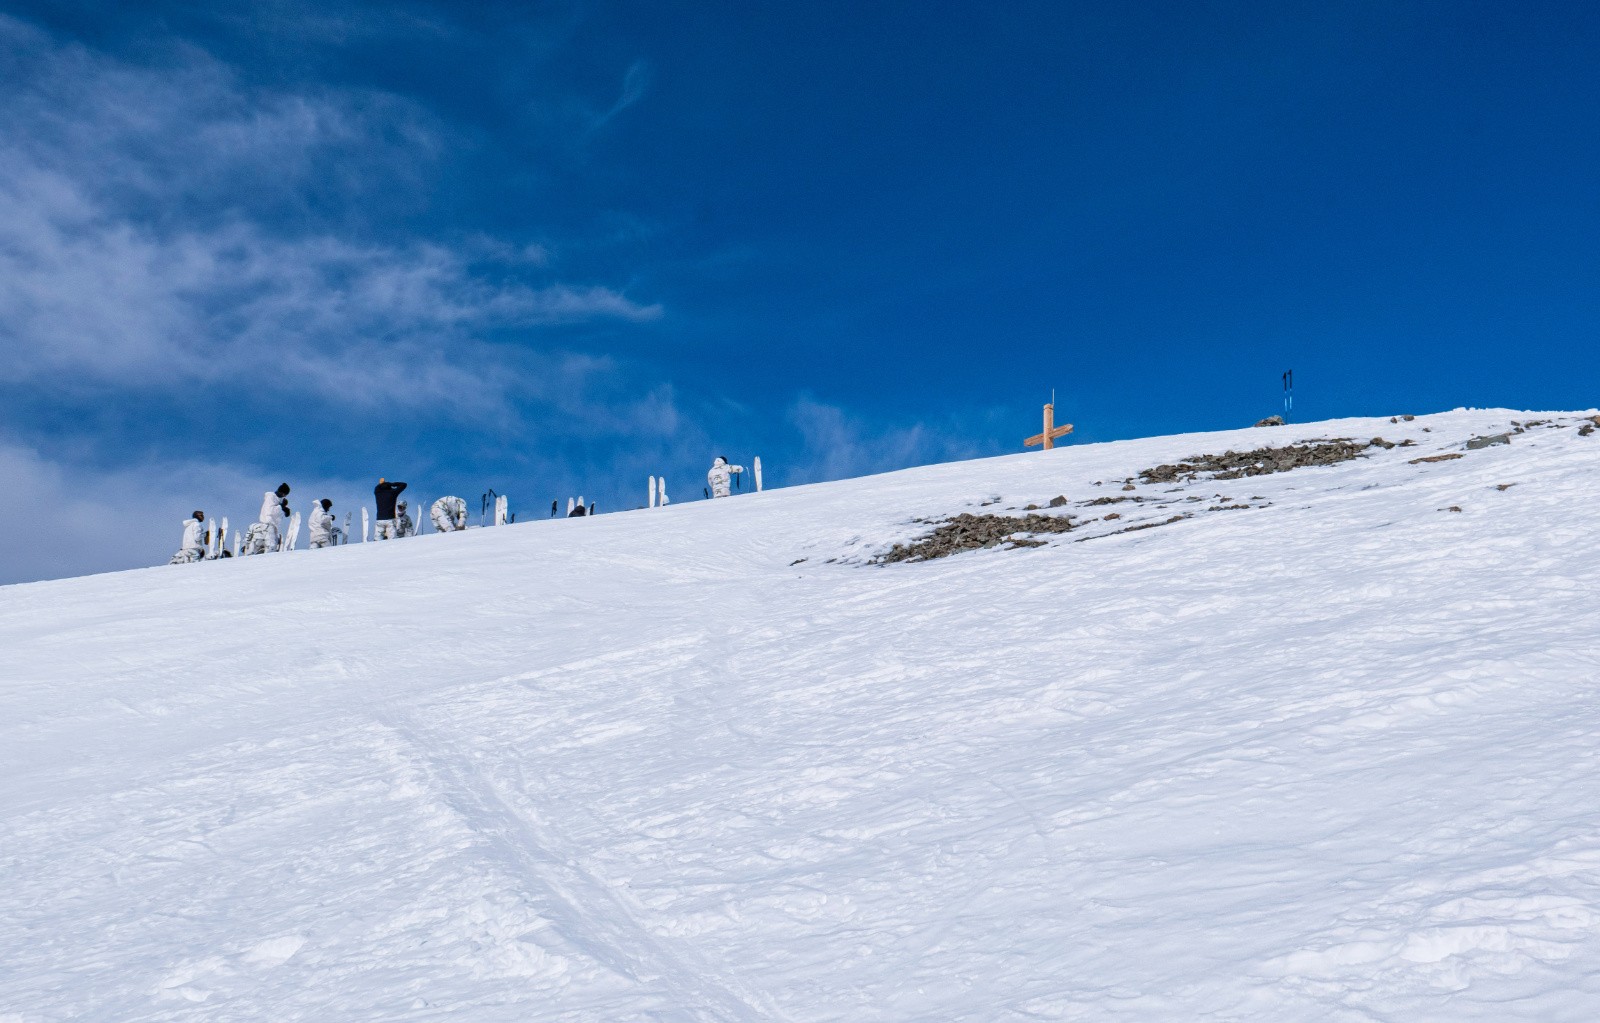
[706,456,744,499]
[242,483,291,555]
[308,498,342,549]
[395,500,416,537]
[168,510,209,564]
[431,495,467,532]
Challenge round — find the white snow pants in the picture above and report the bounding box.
[373,519,398,541]
[243,522,279,555]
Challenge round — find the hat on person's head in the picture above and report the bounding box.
[321,498,333,511]
[193,510,204,520]
[276,482,291,497]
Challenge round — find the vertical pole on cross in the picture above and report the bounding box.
[1024,400,1073,451]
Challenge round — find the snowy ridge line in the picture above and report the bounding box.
[849,414,1596,564]
[371,707,794,1023]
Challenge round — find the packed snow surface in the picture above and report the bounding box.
[5,409,1600,1021]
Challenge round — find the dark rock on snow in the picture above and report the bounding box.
[878,512,1077,564]
[1138,438,1371,485]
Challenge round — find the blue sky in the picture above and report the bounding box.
[3,1,1599,583]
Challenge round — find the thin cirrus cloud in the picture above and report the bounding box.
[784,395,994,486]
[587,59,654,135]
[0,15,659,413]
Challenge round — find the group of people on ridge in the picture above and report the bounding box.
[171,479,472,563]
[172,456,751,564]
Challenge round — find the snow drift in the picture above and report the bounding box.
[4,409,1600,1021]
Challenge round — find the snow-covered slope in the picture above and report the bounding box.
[5,409,1600,1021]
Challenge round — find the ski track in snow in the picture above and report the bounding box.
[5,409,1600,1020]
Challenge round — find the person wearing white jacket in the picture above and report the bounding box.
[706,456,744,499]
[168,511,208,564]
[395,500,416,538]
[308,499,341,548]
[431,495,467,532]
[243,482,291,555]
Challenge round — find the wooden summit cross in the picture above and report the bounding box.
[1025,402,1073,451]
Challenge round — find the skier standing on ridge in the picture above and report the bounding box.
[169,510,208,564]
[372,478,407,541]
[396,500,416,537]
[308,499,341,549]
[243,483,291,555]
[431,495,468,532]
[706,456,744,499]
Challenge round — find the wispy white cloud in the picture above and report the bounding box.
[783,395,995,485]
[0,434,376,584]
[0,15,660,414]
[589,59,653,134]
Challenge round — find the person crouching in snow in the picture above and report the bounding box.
[396,500,416,537]
[431,495,467,532]
[169,510,208,564]
[243,483,290,555]
[308,498,341,549]
[706,456,744,498]
[373,478,407,540]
